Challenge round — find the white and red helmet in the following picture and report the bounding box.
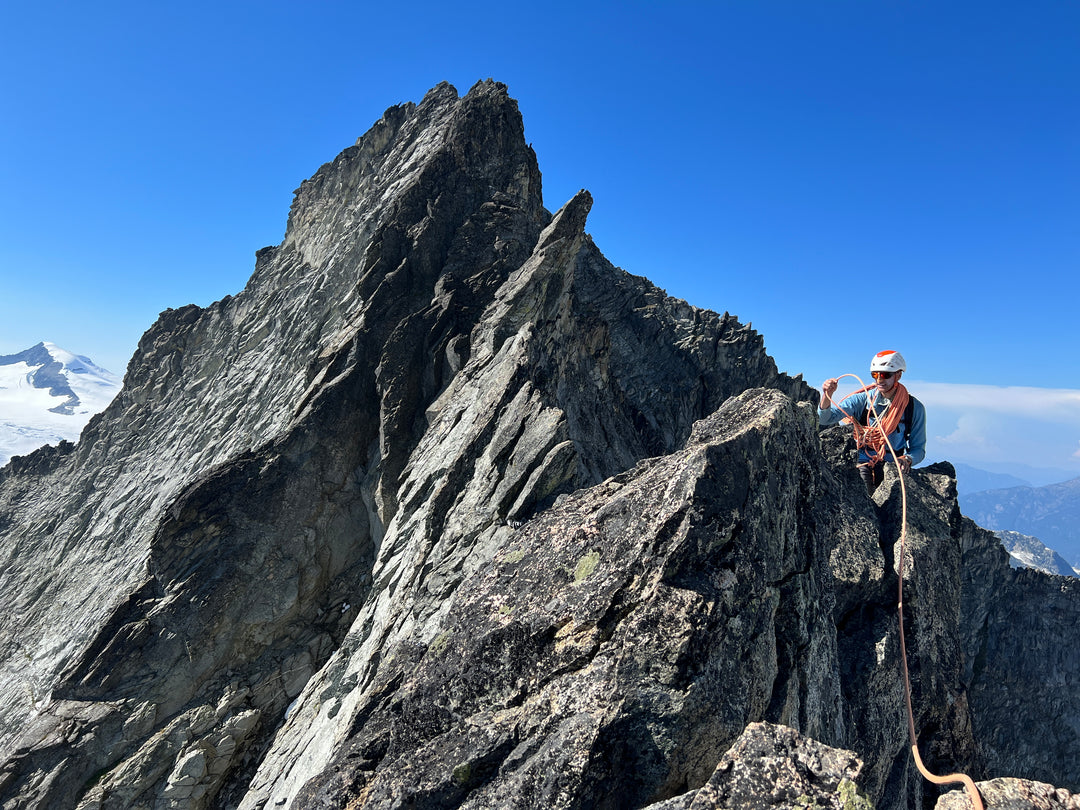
[871,350,906,374]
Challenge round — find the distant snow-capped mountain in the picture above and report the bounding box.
[996,530,1079,578]
[0,342,121,466]
[961,476,1080,570]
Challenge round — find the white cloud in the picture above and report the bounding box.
[900,381,1080,471]
[908,381,1080,425]
[934,413,998,453]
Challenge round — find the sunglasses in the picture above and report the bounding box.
[871,370,896,380]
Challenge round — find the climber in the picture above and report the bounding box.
[818,350,926,496]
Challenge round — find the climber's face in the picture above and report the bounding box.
[871,369,900,394]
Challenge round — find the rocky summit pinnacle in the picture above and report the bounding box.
[1,81,1078,810]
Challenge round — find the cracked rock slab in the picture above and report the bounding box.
[937,779,1080,810]
[645,722,873,810]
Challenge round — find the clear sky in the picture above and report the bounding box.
[2,1,1078,479]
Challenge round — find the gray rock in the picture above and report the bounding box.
[645,722,873,809]
[937,778,1080,809]
[960,524,1080,791]
[0,81,806,809]
[277,389,837,810]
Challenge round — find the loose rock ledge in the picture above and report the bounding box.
[937,779,1080,810]
[643,722,873,809]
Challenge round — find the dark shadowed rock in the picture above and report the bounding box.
[960,525,1080,791]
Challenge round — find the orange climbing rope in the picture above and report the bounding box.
[839,380,911,467]
[826,374,984,810]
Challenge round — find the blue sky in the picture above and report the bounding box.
[2,1,1078,479]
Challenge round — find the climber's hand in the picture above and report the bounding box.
[821,378,839,408]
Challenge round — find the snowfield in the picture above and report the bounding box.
[0,342,121,466]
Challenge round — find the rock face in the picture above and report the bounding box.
[960,525,1080,792]
[0,81,1078,810]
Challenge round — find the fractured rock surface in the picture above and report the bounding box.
[654,722,873,810]
[938,779,1080,809]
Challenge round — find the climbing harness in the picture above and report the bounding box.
[827,373,984,810]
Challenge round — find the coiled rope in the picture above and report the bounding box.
[827,373,984,810]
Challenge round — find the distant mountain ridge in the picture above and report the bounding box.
[961,477,1080,568]
[949,460,1077,490]
[0,341,121,466]
[949,462,1032,495]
